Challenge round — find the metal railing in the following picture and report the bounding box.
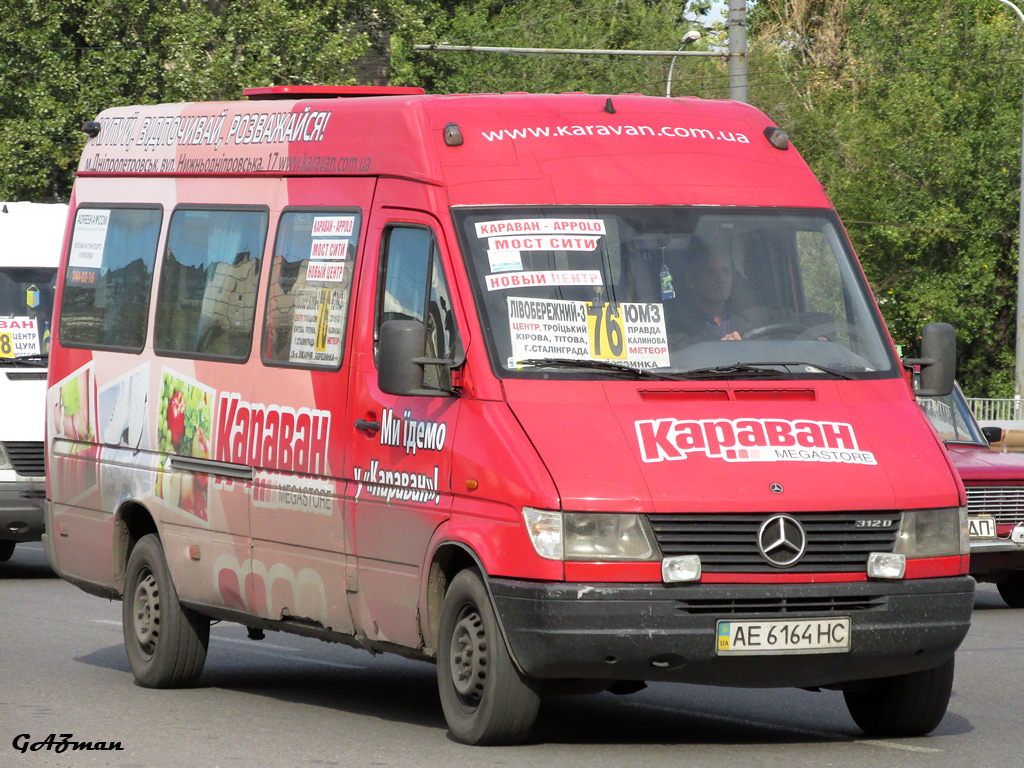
[966,397,1024,425]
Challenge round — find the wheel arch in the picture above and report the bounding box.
[424,541,483,656]
[113,501,159,596]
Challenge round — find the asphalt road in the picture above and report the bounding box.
[2,541,1021,768]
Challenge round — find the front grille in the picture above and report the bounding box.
[677,594,887,615]
[2,441,45,476]
[648,512,900,573]
[966,486,1024,527]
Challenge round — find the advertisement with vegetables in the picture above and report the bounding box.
[155,369,213,520]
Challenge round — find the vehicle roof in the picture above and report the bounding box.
[78,90,832,208]
[0,201,68,268]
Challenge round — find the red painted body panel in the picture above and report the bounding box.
[44,90,971,693]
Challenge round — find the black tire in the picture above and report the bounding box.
[0,540,15,562]
[843,656,955,737]
[122,534,209,688]
[437,569,540,745]
[996,571,1024,608]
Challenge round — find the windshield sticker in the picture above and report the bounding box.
[475,218,607,237]
[311,215,356,237]
[289,286,344,365]
[508,297,669,367]
[487,250,523,273]
[309,239,349,260]
[486,234,600,253]
[486,270,602,291]
[635,417,877,466]
[0,317,39,358]
[68,209,110,285]
[305,261,345,283]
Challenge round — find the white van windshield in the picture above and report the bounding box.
[0,267,57,362]
[454,207,899,381]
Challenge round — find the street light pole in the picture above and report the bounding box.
[666,30,702,97]
[728,0,748,102]
[995,0,1024,399]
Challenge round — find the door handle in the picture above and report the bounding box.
[355,418,380,432]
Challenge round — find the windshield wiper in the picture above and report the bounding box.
[766,361,857,380]
[675,363,789,380]
[0,353,47,367]
[515,358,680,380]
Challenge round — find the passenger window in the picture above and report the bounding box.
[262,210,359,369]
[154,208,268,360]
[797,230,844,318]
[59,206,162,351]
[378,226,459,391]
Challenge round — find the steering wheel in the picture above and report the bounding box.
[741,322,809,340]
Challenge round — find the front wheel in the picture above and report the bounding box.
[843,656,955,737]
[437,569,540,745]
[122,533,209,688]
[996,571,1024,608]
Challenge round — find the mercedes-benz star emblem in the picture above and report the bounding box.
[757,514,807,568]
[769,483,784,494]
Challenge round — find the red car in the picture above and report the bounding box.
[921,384,1024,606]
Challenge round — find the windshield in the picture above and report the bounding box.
[919,383,987,446]
[453,207,898,380]
[0,267,56,361]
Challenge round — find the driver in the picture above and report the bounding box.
[671,238,743,342]
[667,237,831,346]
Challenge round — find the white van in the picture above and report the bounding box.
[0,202,66,561]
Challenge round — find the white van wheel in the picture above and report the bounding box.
[843,655,954,737]
[122,534,209,687]
[437,569,540,745]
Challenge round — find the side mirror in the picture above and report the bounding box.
[902,322,955,397]
[982,425,1004,445]
[378,320,427,396]
[377,319,458,397]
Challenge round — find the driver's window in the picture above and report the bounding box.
[377,225,459,391]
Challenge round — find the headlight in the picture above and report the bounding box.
[522,508,658,561]
[893,507,968,558]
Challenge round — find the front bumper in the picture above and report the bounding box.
[0,477,45,542]
[491,576,975,688]
[969,537,1024,577]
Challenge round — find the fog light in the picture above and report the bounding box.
[662,555,701,583]
[867,552,905,579]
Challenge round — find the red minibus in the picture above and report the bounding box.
[44,86,972,745]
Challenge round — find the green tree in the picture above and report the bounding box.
[748,0,1024,396]
[391,0,714,97]
[0,0,379,201]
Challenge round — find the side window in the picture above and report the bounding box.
[59,206,162,351]
[154,208,268,360]
[797,230,844,318]
[378,226,459,391]
[263,210,359,368]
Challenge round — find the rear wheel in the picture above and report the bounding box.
[996,571,1024,608]
[843,656,955,737]
[437,569,540,745]
[122,534,209,687]
[0,541,15,561]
